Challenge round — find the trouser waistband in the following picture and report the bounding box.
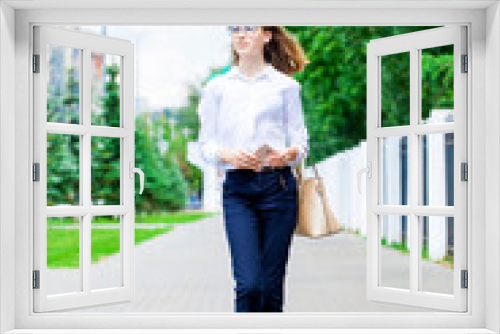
[227,165,291,174]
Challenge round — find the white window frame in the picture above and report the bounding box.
[0,2,498,333]
[365,25,468,312]
[32,25,136,313]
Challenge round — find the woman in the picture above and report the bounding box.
[197,26,309,312]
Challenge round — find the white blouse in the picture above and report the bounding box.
[196,63,309,183]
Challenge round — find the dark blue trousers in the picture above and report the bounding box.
[222,165,298,312]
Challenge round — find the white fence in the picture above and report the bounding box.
[311,141,368,237]
[189,110,454,262]
[309,110,454,262]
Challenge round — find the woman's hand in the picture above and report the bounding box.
[265,147,299,167]
[219,149,261,170]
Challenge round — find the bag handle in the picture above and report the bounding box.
[283,95,335,234]
[285,101,306,185]
[313,164,332,227]
[293,155,305,185]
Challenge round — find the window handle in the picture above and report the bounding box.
[129,161,144,195]
[357,161,372,194]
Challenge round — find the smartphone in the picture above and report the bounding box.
[255,144,276,160]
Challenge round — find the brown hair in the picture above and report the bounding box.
[231,26,309,76]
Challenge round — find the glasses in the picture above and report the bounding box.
[227,26,259,35]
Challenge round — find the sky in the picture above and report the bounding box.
[78,25,232,110]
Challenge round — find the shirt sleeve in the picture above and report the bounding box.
[285,82,309,168]
[196,82,224,169]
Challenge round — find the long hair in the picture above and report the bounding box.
[231,26,309,76]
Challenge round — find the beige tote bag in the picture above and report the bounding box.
[292,157,340,238]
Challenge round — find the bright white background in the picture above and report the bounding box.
[0,1,498,333]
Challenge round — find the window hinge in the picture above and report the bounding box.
[461,162,468,181]
[33,163,40,182]
[33,270,40,289]
[461,269,468,289]
[33,54,40,73]
[461,54,468,73]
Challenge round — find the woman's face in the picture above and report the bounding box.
[229,26,272,59]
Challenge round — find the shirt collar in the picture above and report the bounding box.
[227,63,275,82]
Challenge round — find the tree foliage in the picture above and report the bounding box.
[47,63,188,212]
[285,26,452,165]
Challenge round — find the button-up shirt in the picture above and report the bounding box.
[196,63,309,184]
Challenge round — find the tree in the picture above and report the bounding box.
[285,26,451,165]
[170,84,203,192]
[91,64,120,205]
[135,114,188,213]
[47,65,80,206]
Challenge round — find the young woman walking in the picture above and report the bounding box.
[197,26,309,312]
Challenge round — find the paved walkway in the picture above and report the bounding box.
[60,214,453,313]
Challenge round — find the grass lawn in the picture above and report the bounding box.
[381,236,454,269]
[350,229,454,269]
[47,211,217,269]
[47,211,216,226]
[134,211,216,224]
